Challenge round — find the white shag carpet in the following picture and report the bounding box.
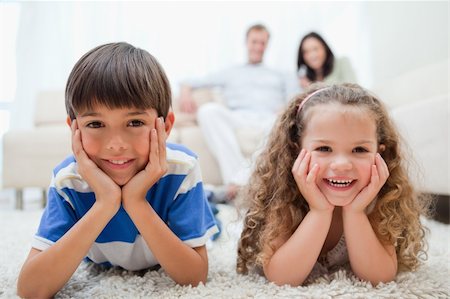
[1,204,449,299]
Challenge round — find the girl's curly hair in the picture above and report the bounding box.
[236,83,431,275]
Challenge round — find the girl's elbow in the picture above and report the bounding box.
[359,270,397,286]
[264,265,306,287]
[267,275,306,287]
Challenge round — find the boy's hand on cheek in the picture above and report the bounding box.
[122,117,168,209]
[344,153,389,214]
[71,120,121,212]
[292,149,334,212]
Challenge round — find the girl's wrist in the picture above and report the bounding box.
[341,206,367,218]
[308,207,334,218]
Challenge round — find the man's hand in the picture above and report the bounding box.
[122,117,168,208]
[179,85,197,113]
[71,120,121,212]
[292,149,334,212]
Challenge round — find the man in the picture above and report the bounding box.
[178,24,291,201]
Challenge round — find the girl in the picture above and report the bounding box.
[237,83,430,286]
[297,32,356,89]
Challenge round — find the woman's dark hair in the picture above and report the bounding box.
[297,32,335,82]
[65,42,172,120]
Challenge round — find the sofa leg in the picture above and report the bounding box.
[15,189,24,210]
[42,189,47,208]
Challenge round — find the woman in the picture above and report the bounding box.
[297,32,356,89]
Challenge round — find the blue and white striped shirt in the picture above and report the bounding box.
[32,143,219,271]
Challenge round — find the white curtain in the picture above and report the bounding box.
[11,1,366,129]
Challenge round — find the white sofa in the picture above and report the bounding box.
[2,60,449,209]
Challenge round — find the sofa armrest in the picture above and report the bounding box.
[390,94,449,195]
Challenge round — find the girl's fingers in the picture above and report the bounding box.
[292,149,303,172]
[297,151,311,177]
[306,163,319,184]
[377,153,389,181]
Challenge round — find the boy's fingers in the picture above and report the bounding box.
[158,117,167,164]
[149,128,158,165]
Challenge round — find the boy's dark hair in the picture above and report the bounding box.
[65,42,171,120]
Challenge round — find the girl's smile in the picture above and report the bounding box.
[301,103,378,206]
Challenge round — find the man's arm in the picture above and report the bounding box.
[178,85,197,113]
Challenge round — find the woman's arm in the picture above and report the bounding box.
[17,202,118,298]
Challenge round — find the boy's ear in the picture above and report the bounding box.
[164,111,175,140]
[66,116,72,127]
[379,144,386,153]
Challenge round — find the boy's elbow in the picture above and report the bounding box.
[175,265,208,287]
[17,271,56,299]
[177,272,207,287]
[17,283,54,299]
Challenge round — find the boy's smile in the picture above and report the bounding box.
[301,103,378,206]
[74,105,160,186]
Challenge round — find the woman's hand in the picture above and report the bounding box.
[344,153,389,214]
[122,117,168,209]
[299,77,311,89]
[292,149,334,212]
[71,120,121,212]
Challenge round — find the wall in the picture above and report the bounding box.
[362,1,448,87]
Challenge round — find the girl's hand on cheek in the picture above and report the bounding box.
[344,153,389,214]
[292,149,334,212]
[122,117,168,208]
[71,120,121,212]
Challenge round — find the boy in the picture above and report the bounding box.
[17,42,219,298]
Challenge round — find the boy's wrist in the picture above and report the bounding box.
[122,197,149,213]
[92,198,121,217]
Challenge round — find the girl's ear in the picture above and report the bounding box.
[66,116,72,127]
[379,144,386,153]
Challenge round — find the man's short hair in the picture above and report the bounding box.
[65,42,172,120]
[246,24,270,39]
